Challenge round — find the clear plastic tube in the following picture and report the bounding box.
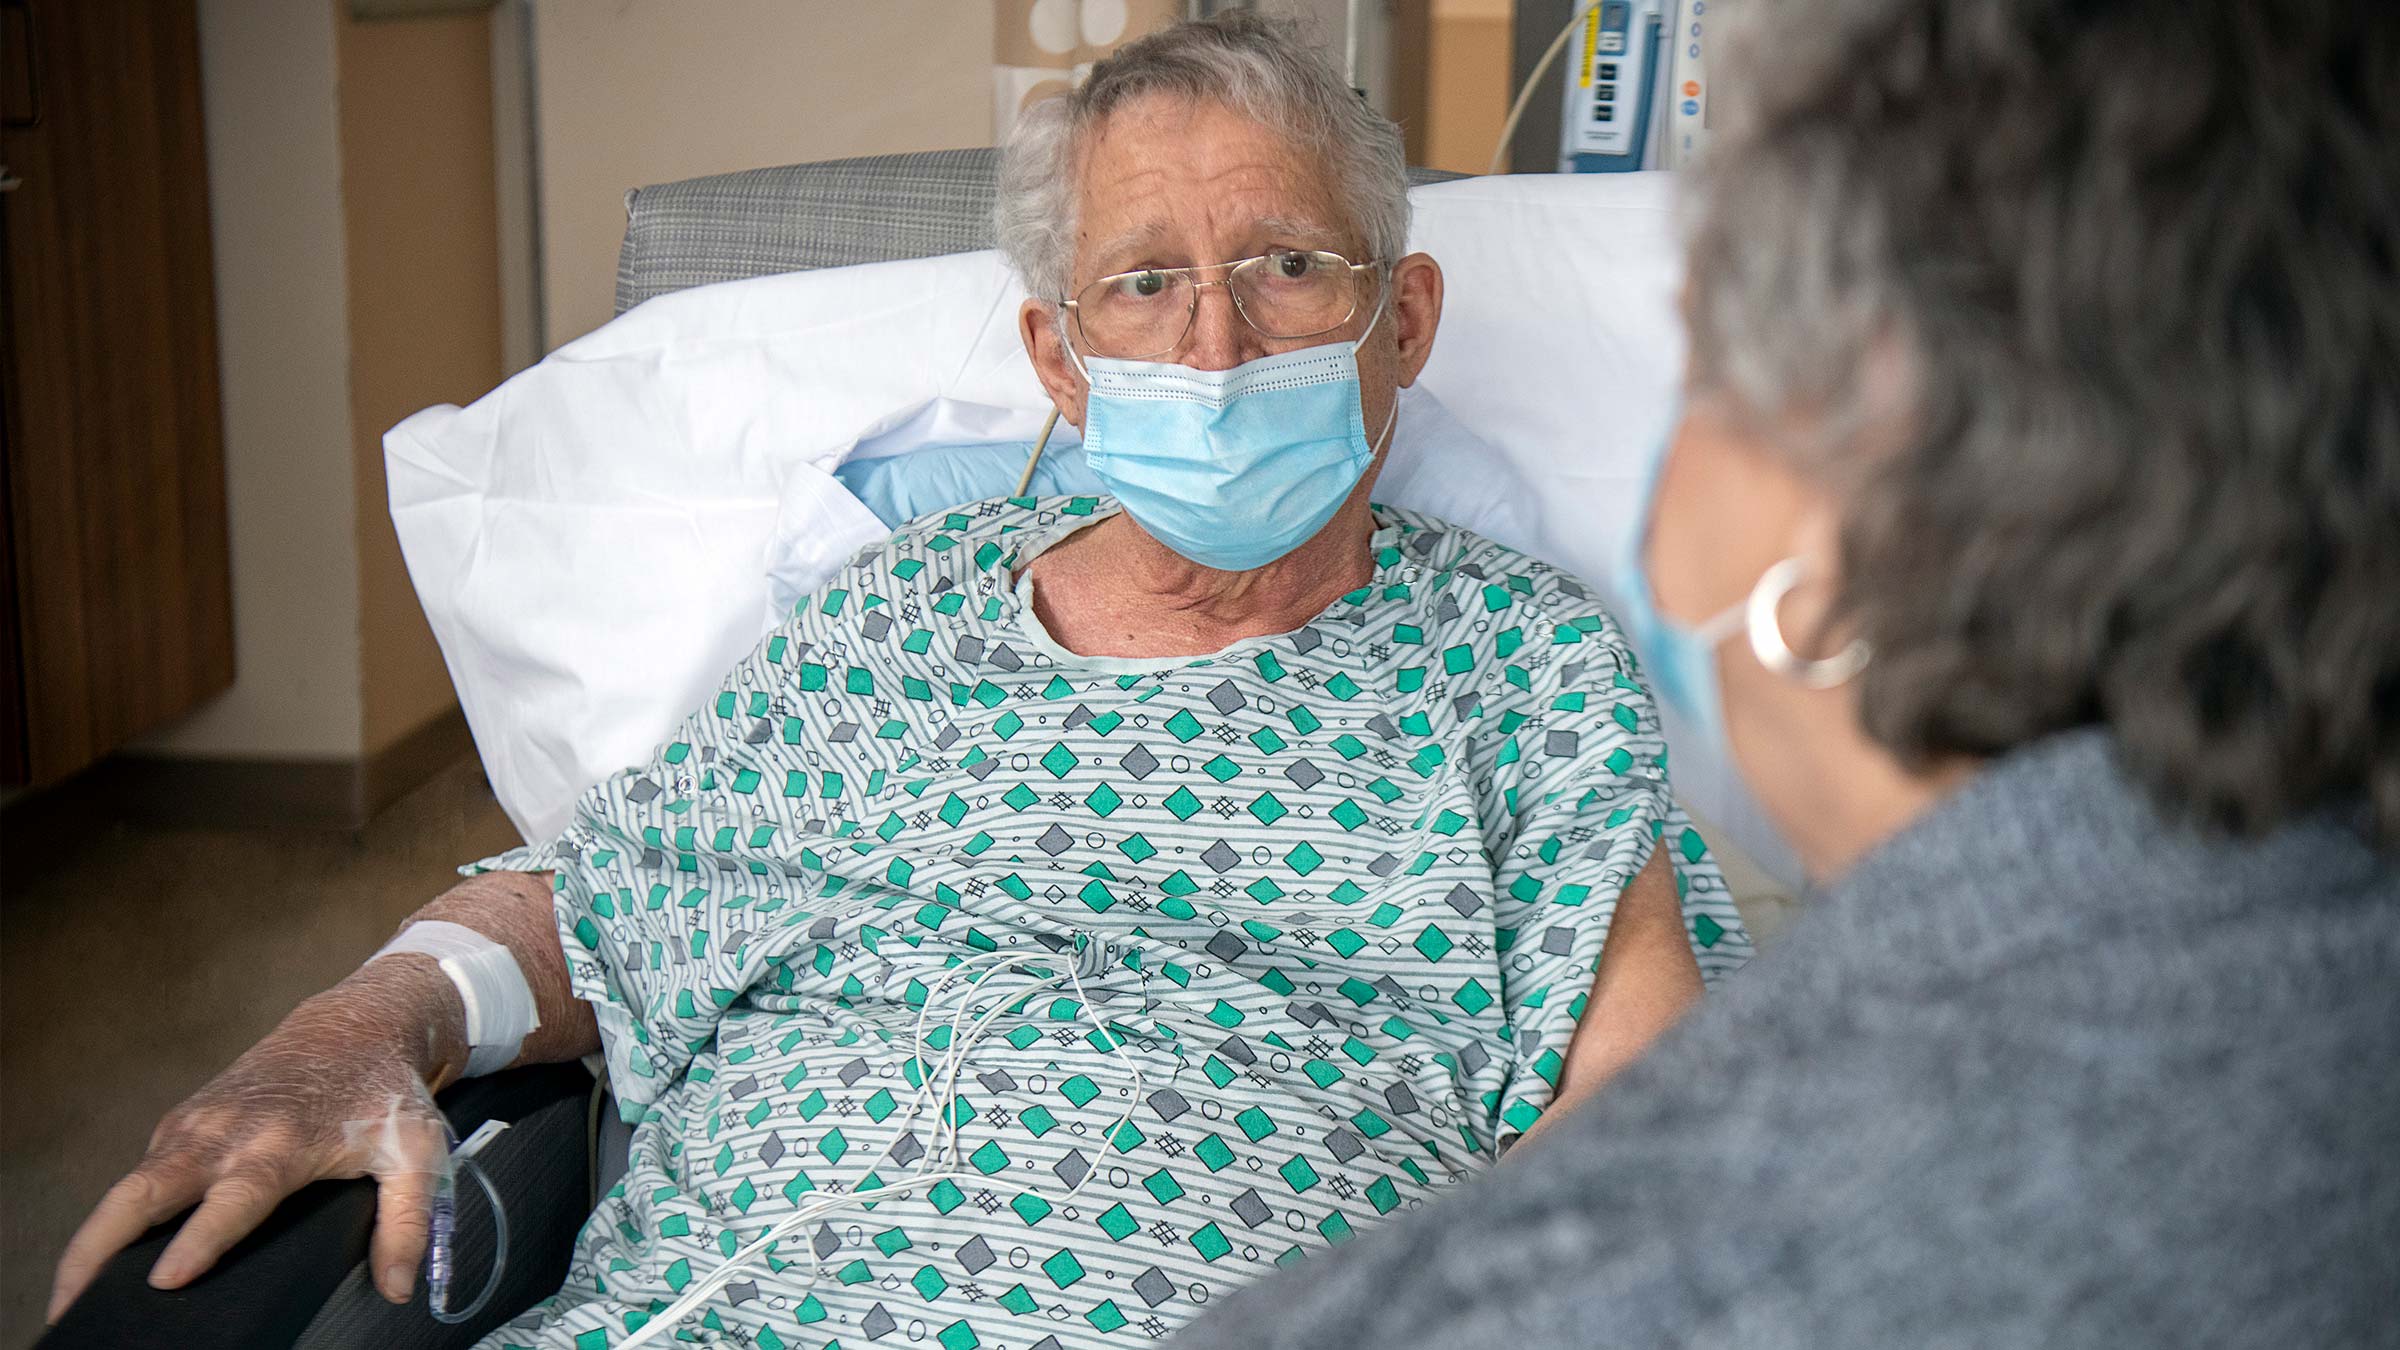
[427,1126,512,1324]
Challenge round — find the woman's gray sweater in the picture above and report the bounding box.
[1173,731,2399,1348]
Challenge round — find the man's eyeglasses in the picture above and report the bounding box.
[1061,249,1383,360]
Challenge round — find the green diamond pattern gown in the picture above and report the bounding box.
[469,498,1750,1350]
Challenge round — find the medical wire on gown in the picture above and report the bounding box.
[614,941,1151,1350]
[1012,408,1061,498]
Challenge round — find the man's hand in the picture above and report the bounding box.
[48,959,464,1320]
[48,869,595,1323]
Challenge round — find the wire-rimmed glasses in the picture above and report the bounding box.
[1061,248,1383,360]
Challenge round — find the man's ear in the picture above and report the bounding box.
[1020,299,1088,427]
[1390,252,1443,389]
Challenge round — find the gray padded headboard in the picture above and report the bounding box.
[614,147,1466,315]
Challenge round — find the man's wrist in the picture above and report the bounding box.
[316,954,473,1089]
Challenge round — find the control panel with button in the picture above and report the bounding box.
[1561,0,1660,167]
[1554,0,1713,172]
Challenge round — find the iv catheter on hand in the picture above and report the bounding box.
[426,1118,512,1325]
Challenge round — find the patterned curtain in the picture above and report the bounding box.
[993,0,1187,138]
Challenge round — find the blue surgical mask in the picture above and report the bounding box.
[1613,407,1745,757]
[1073,304,1396,572]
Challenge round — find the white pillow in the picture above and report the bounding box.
[387,171,1800,885]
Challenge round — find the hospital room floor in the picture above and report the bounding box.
[0,754,522,1346]
[0,756,1796,1347]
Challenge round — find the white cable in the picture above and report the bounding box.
[369,920,541,1078]
[1060,952,1147,1181]
[912,948,1046,1168]
[1488,0,1606,176]
[915,950,1026,1171]
[616,939,1153,1350]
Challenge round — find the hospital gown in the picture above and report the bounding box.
[470,497,1750,1350]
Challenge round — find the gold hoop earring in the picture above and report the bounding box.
[1744,557,1870,689]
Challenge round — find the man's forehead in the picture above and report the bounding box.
[1084,211,1346,265]
[1072,97,1356,264]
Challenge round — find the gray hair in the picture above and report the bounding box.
[1684,0,2400,840]
[994,11,1409,302]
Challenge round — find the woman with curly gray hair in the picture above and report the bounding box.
[1176,0,2398,1346]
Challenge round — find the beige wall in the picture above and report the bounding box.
[1423,0,1513,175]
[154,0,1023,766]
[144,0,498,768]
[336,6,504,756]
[532,0,998,347]
[146,0,365,759]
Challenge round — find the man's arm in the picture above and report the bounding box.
[1467,569,1748,1148]
[1523,850,1701,1140]
[387,869,603,1071]
[48,870,597,1322]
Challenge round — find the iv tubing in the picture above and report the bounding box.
[1489,0,1606,175]
[426,1152,510,1324]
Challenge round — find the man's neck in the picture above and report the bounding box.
[1023,497,1380,659]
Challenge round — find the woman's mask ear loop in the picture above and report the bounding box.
[1745,557,1871,687]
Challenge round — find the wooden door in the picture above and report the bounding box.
[0,0,234,786]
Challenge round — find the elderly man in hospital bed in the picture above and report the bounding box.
[51,15,1748,1348]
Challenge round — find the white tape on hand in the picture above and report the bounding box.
[370,920,541,1077]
